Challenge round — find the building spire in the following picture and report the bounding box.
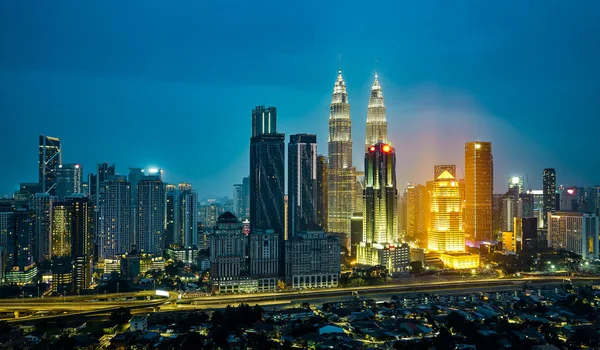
[365,70,387,152]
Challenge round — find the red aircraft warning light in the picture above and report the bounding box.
[370,146,375,152]
[382,144,391,153]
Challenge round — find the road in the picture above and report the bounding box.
[2,276,598,323]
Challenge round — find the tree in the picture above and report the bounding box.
[50,334,77,350]
[300,302,310,309]
[180,333,206,349]
[110,307,131,326]
[0,321,10,336]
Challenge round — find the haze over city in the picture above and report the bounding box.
[1,1,599,197]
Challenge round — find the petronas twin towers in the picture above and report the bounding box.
[327,69,388,245]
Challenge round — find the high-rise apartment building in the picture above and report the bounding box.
[56,164,83,199]
[177,183,198,248]
[548,212,599,259]
[542,168,557,229]
[68,195,92,291]
[288,134,318,237]
[428,165,465,252]
[327,69,355,246]
[316,155,328,230]
[38,135,62,195]
[30,193,56,261]
[464,141,493,242]
[90,163,116,205]
[137,176,166,255]
[51,202,73,258]
[98,175,131,260]
[365,73,387,152]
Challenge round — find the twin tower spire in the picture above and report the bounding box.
[326,68,388,239]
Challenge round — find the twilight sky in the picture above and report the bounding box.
[1,1,599,198]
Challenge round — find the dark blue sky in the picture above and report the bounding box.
[1,1,599,198]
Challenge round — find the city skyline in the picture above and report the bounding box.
[2,2,600,197]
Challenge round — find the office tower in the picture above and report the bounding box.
[178,183,198,248]
[128,167,145,243]
[327,69,355,247]
[250,105,285,275]
[249,229,279,292]
[357,143,407,273]
[288,134,318,237]
[68,195,92,291]
[14,209,34,269]
[38,135,62,195]
[508,176,524,194]
[55,164,83,199]
[464,141,493,242]
[30,193,56,261]
[137,176,166,255]
[365,73,387,152]
[398,191,407,237]
[515,217,538,253]
[249,106,285,235]
[209,212,250,293]
[316,155,328,230]
[242,176,250,219]
[98,175,131,260]
[518,193,534,218]
[285,230,341,289]
[233,184,244,218]
[406,183,429,248]
[501,195,517,232]
[284,195,288,240]
[543,168,557,228]
[51,202,73,258]
[428,165,465,252]
[362,143,398,244]
[548,212,599,259]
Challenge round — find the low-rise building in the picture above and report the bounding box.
[130,315,148,332]
[439,252,480,269]
[285,230,340,289]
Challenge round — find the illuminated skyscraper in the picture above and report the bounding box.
[98,175,131,260]
[137,176,166,255]
[405,183,429,248]
[51,202,73,258]
[428,165,465,252]
[365,73,387,152]
[288,134,318,237]
[508,176,524,194]
[38,135,62,195]
[543,168,557,228]
[327,69,355,245]
[31,193,56,261]
[357,143,408,273]
[464,141,493,242]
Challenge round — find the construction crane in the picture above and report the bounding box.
[526,173,532,193]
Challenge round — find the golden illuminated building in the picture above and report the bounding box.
[51,203,73,258]
[464,141,493,242]
[428,165,465,252]
[439,252,480,269]
[406,183,429,248]
[502,231,517,252]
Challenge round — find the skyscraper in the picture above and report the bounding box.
[56,164,83,199]
[137,176,166,255]
[178,183,198,248]
[98,175,131,260]
[209,212,249,293]
[30,193,56,261]
[464,141,493,242]
[543,168,557,228]
[365,73,387,152]
[242,176,250,219]
[249,106,285,241]
[508,176,524,194]
[316,155,328,230]
[90,163,116,206]
[327,69,355,246]
[51,202,73,258]
[405,183,429,248]
[233,184,244,219]
[38,135,62,195]
[288,134,318,237]
[362,143,398,244]
[357,143,407,273]
[428,165,465,252]
[68,194,92,291]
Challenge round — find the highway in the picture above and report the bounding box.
[2,276,599,323]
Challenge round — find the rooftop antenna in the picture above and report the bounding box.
[338,54,342,72]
